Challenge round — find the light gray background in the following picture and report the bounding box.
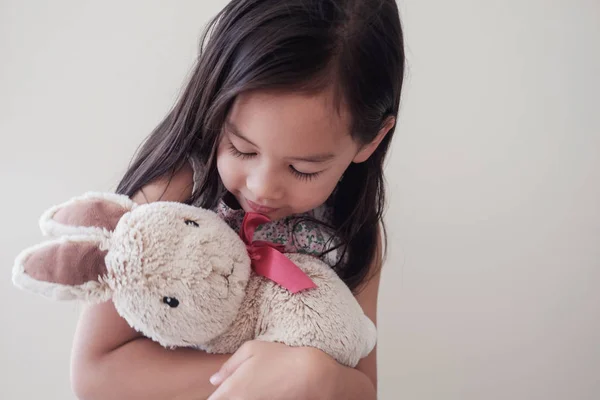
[1,1,599,399]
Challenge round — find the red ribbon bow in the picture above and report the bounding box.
[240,212,317,293]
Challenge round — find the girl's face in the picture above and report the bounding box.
[217,89,364,221]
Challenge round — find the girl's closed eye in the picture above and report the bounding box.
[228,143,323,181]
[289,166,321,182]
[228,143,256,159]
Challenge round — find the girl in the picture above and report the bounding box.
[71,0,405,399]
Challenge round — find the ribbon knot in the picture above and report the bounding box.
[240,212,317,294]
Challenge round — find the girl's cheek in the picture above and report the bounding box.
[293,181,335,209]
[218,156,246,188]
[216,155,234,186]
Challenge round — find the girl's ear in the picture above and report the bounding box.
[40,192,136,237]
[13,236,112,302]
[353,116,396,163]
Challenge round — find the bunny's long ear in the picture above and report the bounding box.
[13,236,112,302]
[40,192,136,237]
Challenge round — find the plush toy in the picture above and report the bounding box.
[12,192,376,367]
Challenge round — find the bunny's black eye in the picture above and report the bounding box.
[162,297,180,308]
[185,219,199,227]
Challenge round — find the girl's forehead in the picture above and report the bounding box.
[227,90,355,153]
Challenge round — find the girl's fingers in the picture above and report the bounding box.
[209,341,256,386]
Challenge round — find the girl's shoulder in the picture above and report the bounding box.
[188,153,204,197]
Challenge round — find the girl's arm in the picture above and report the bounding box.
[327,228,383,399]
[71,163,228,400]
[71,301,228,400]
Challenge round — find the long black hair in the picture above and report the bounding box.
[116,0,405,292]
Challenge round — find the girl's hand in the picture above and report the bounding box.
[207,340,339,400]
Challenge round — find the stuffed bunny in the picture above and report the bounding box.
[13,192,376,367]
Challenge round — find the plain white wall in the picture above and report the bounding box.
[1,1,598,399]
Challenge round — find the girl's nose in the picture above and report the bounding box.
[246,167,284,202]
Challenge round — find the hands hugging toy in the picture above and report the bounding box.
[12,192,376,367]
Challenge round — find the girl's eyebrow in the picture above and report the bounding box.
[287,153,336,163]
[225,120,336,163]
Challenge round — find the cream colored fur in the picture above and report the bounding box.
[13,192,376,367]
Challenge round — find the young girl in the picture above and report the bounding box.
[71,0,404,399]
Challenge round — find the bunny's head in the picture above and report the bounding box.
[13,192,251,348]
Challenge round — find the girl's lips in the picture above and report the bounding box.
[245,198,279,214]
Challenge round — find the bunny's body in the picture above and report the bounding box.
[13,192,376,367]
[203,253,376,367]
